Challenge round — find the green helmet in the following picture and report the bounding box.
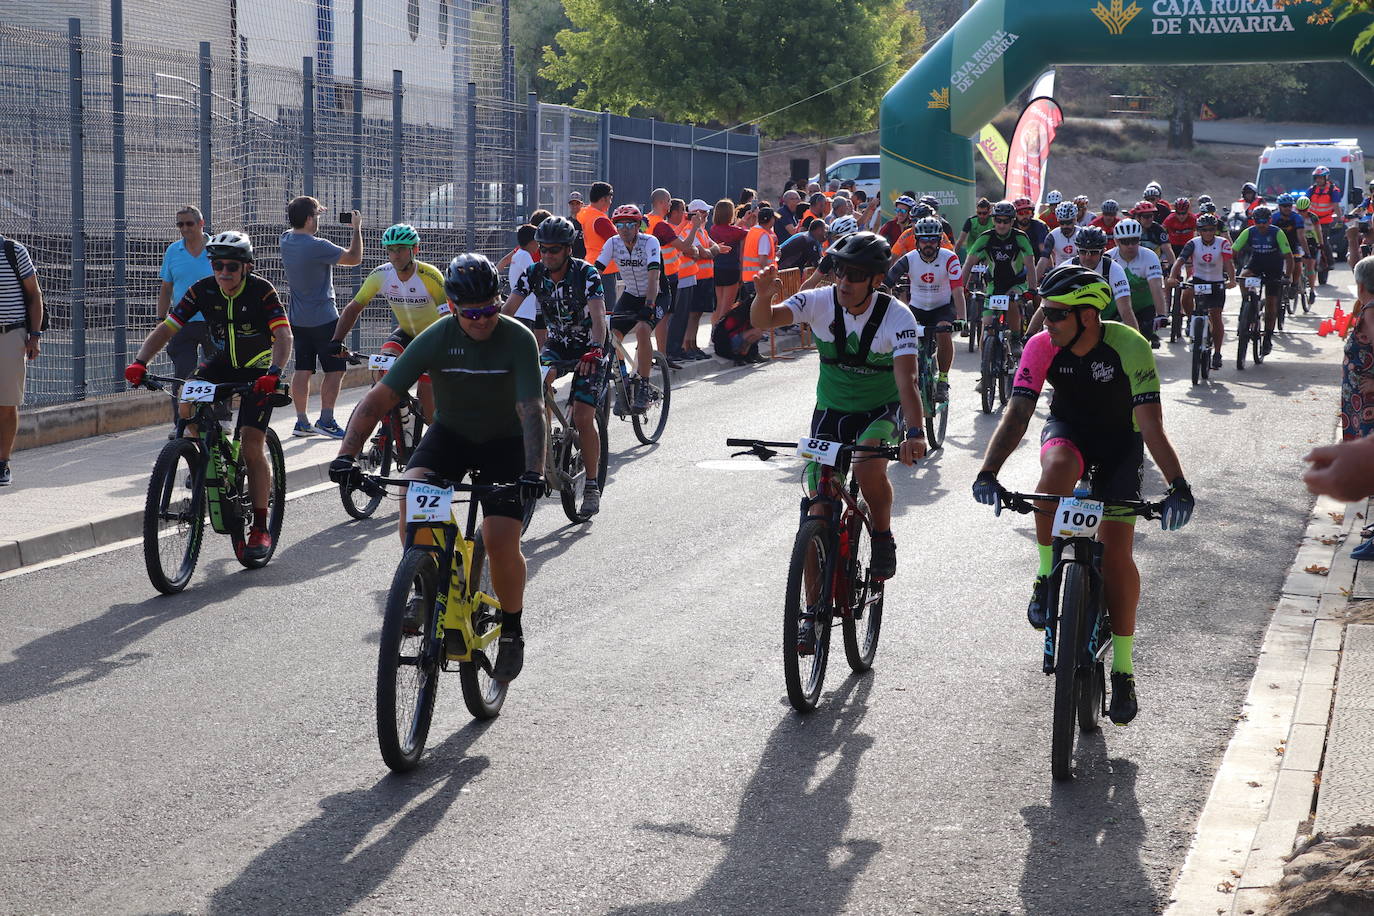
[382,223,420,247]
[1295,196,1312,211]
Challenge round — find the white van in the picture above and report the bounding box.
[1256,139,1365,205]
[809,155,880,198]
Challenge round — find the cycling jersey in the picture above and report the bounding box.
[352,260,448,338]
[1089,216,1121,250]
[1162,212,1198,248]
[1232,225,1292,274]
[514,258,606,344]
[781,287,920,412]
[597,232,662,298]
[960,215,995,243]
[966,228,1036,294]
[1273,210,1305,251]
[1013,322,1161,434]
[888,248,962,309]
[891,228,955,259]
[166,274,288,370]
[1042,227,1079,266]
[1016,217,1051,254]
[1177,235,1233,282]
[1073,255,1132,319]
[381,314,542,443]
[1113,247,1163,313]
[1139,222,1169,255]
[1076,209,1097,227]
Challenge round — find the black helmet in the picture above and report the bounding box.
[534,215,578,246]
[991,201,1016,220]
[1100,199,1120,215]
[827,231,892,276]
[443,253,501,305]
[910,204,934,221]
[1252,205,1272,221]
[1075,226,1108,250]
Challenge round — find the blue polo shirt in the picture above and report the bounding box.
[160,237,212,322]
[279,230,346,327]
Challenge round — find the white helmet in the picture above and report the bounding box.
[1046,190,1063,205]
[912,216,944,238]
[828,215,859,238]
[1055,202,1077,222]
[1112,219,1142,241]
[205,230,254,262]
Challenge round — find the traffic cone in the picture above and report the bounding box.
[1318,318,1333,336]
[1337,312,1351,337]
[1334,300,1345,322]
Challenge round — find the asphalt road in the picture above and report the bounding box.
[0,288,1349,916]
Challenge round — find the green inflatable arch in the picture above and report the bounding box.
[880,0,1374,223]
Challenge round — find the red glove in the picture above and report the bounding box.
[580,346,605,365]
[124,360,147,387]
[252,372,281,395]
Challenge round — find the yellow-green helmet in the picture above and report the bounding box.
[382,223,420,247]
[1040,263,1112,311]
[1295,196,1312,211]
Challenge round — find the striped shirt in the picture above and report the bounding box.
[0,239,35,325]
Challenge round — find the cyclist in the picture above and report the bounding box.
[890,204,954,261]
[886,215,966,402]
[1132,201,1171,269]
[329,223,446,423]
[1272,194,1307,290]
[124,231,292,562]
[955,197,995,256]
[1028,226,1138,334]
[973,262,1194,725]
[1090,200,1123,250]
[1162,198,1197,261]
[920,196,957,243]
[500,215,609,516]
[595,204,662,413]
[1231,205,1295,357]
[1297,195,1324,297]
[1143,183,1170,224]
[1344,181,1374,267]
[331,253,544,684]
[749,233,926,612]
[965,201,1039,345]
[1073,194,1096,227]
[1038,190,1063,225]
[1037,202,1081,276]
[1166,213,1236,371]
[1013,196,1050,255]
[1111,220,1167,348]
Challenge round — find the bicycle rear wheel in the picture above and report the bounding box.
[841,506,883,673]
[979,334,997,414]
[458,533,508,719]
[1252,311,1265,365]
[142,438,206,595]
[1051,563,1090,781]
[1169,289,1183,343]
[631,353,672,444]
[783,518,833,712]
[341,421,394,519]
[231,428,286,568]
[999,339,1014,406]
[377,547,442,772]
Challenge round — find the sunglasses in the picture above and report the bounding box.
[613,221,638,230]
[1077,248,1103,256]
[538,244,568,254]
[836,265,877,283]
[176,220,199,228]
[895,206,911,214]
[1254,218,1271,224]
[1016,209,1032,216]
[385,244,413,253]
[993,217,1013,224]
[458,303,501,320]
[916,236,942,244]
[1042,306,1077,323]
[1118,238,1140,244]
[211,260,243,273]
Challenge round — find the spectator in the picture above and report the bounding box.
[0,231,43,486]
[710,199,748,322]
[508,224,541,336]
[279,195,362,438]
[681,199,723,359]
[648,193,693,361]
[777,218,827,272]
[830,196,854,222]
[805,181,821,197]
[739,206,778,307]
[739,188,757,208]
[496,209,552,272]
[567,192,588,260]
[809,192,832,224]
[840,179,857,196]
[735,203,758,231]
[776,189,802,241]
[157,205,213,427]
[826,178,841,196]
[665,198,706,362]
[576,182,618,304]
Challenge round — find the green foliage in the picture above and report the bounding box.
[540,0,924,136]
[1116,64,1304,148]
[511,0,574,103]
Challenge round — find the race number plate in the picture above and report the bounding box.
[972,264,988,274]
[1244,276,1263,289]
[796,437,842,467]
[1193,283,1212,295]
[988,294,1010,311]
[368,353,396,371]
[406,482,453,522]
[1055,496,1104,539]
[179,380,217,403]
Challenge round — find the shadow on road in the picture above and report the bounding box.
[614,676,880,915]
[1018,751,1159,915]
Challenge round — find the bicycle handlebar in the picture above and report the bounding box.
[140,374,262,398]
[725,437,901,462]
[370,473,518,496]
[995,487,1163,521]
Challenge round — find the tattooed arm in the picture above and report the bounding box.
[515,396,546,475]
[338,384,401,457]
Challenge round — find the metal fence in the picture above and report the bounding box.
[0,20,758,408]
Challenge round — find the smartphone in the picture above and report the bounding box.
[339,211,352,224]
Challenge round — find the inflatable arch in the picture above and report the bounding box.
[880,0,1374,224]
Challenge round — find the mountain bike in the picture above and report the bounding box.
[374,473,515,771]
[138,373,289,594]
[1181,282,1216,386]
[992,484,1165,781]
[914,323,949,449]
[727,437,900,713]
[965,265,988,352]
[603,330,671,445]
[1167,283,1185,344]
[338,351,427,519]
[973,290,1023,414]
[540,357,609,524]
[1236,276,1265,370]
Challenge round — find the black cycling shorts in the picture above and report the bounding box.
[1039,419,1143,521]
[406,424,526,521]
[910,302,957,327]
[807,402,903,483]
[1188,278,1226,310]
[541,338,609,407]
[190,360,274,432]
[1243,265,1286,297]
[610,292,664,334]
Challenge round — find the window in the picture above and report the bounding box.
[408,0,420,40]
[858,161,880,180]
[438,0,448,47]
[827,162,860,182]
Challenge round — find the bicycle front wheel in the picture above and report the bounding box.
[630,354,672,445]
[142,438,206,594]
[377,547,442,772]
[1051,563,1090,781]
[841,506,883,673]
[1236,299,1252,370]
[1191,337,1204,386]
[979,335,997,414]
[341,424,394,519]
[458,533,508,719]
[783,518,833,712]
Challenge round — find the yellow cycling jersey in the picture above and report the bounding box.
[353,260,448,338]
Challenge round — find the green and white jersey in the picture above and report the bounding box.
[782,287,920,412]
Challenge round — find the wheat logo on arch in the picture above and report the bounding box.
[928,88,950,110]
[1091,0,1142,35]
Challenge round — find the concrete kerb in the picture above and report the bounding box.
[0,343,802,576]
[1165,493,1363,916]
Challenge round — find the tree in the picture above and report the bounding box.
[511,0,573,103]
[540,0,924,137]
[1117,65,1303,150]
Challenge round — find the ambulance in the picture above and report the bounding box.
[1255,138,1364,205]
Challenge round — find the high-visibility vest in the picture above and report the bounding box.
[577,205,615,274]
[675,221,698,282]
[1307,185,1340,224]
[649,214,680,276]
[693,227,714,280]
[741,226,770,281]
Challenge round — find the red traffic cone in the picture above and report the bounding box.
[1334,300,1345,321]
[1337,312,1351,336]
[1318,318,1333,336]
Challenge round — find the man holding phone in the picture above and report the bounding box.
[280,195,363,437]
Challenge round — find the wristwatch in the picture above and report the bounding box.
[267,364,283,376]
[905,427,925,441]
[26,331,41,338]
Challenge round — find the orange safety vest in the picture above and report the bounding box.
[675,221,698,282]
[649,214,679,276]
[1308,185,1339,224]
[741,226,768,281]
[693,227,714,280]
[577,205,616,274]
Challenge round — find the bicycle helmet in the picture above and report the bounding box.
[1143,185,1162,200]
[205,230,254,262]
[1296,195,1312,211]
[827,231,891,275]
[1313,166,1330,178]
[1046,190,1063,206]
[1197,214,1220,230]
[534,215,578,246]
[1039,263,1112,311]
[1252,205,1273,221]
[828,215,860,238]
[1073,194,1090,206]
[443,252,501,304]
[1198,194,1213,205]
[1130,200,1155,216]
[893,195,916,210]
[610,204,643,224]
[912,216,944,239]
[1113,219,1142,241]
[910,204,935,221]
[1100,199,1120,215]
[1075,226,1109,251]
[1276,193,1296,206]
[991,201,1016,220]
[1200,202,1218,215]
[1055,202,1078,222]
[1242,181,1258,195]
[1173,197,1191,211]
[919,195,941,212]
[381,223,419,247]
[1012,197,1033,212]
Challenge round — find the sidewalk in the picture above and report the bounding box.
[0,328,801,574]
